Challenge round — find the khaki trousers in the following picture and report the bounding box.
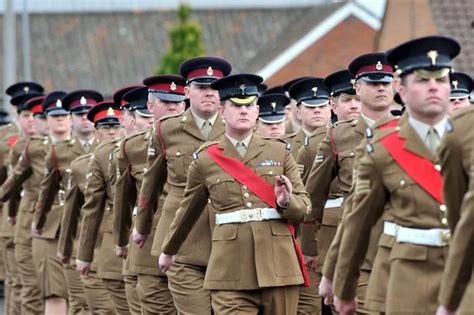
[1,237,22,315]
[124,274,141,314]
[167,262,211,314]
[80,272,114,314]
[211,285,299,315]
[63,262,89,314]
[137,274,176,315]
[102,278,130,314]
[297,268,321,314]
[15,242,44,314]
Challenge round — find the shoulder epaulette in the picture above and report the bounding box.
[266,137,292,150]
[304,136,310,146]
[159,112,183,124]
[193,141,219,160]
[331,118,353,128]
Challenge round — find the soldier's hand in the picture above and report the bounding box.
[334,296,356,315]
[57,252,70,265]
[115,245,128,259]
[7,216,16,225]
[158,253,175,273]
[31,222,42,236]
[435,305,456,315]
[275,175,292,207]
[76,259,91,276]
[319,275,334,305]
[304,255,318,271]
[132,228,148,248]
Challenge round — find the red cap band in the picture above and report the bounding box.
[356,64,393,76]
[93,109,122,122]
[149,82,185,94]
[31,104,43,114]
[69,98,98,109]
[187,67,224,80]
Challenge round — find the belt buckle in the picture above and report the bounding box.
[241,208,262,223]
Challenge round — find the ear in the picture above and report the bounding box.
[330,97,337,111]
[147,99,154,112]
[184,86,191,99]
[355,82,362,95]
[295,105,302,120]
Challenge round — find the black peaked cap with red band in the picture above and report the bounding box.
[25,96,46,117]
[349,52,393,83]
[179,56,232,85]
[62,90,104,114]
[42,91,68,116]
[87,100,122,126]
[143,74,186,102]
[113,85,143,110]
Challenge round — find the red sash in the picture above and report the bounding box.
[7,135,18,149]
[207,144,310,287]
[380,131,443,204]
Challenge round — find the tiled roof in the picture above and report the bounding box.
[430,0,474,76]
[0,3,343,95]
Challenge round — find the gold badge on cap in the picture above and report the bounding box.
[427,50,438,65]
[107,107,115,116]
[80,96,87,105]
[207,67,214,76]
[24,86,30,93]
[56,99,62,107]
[452,80,459,89]
[170,82,177,91]
[376,61,383,71]
[271,102,277,112]
[312,87,318,96]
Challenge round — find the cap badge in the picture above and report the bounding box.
[271,102,277,112]
[376,61,383,71]
[24,86,30,93]
[170,82,177,91]
[427,50,438,66]
[80,96,87,105]
[350,79,356,88]
[239,84,246,95]
[452,80,459,89]
[207,67,214,76]
[312,87,318,96]
[107,107,115,116]
[56,99,62,108]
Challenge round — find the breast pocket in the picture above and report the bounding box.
[385,173,417,213]
[338,150,356,174]
[207,176,242,209]
[167,149,194,184]
[257,166,283,186]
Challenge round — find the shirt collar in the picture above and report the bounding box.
[226,133,253,149]
[360,112,376,127]
[408,115,448,141]
[191,108,218,129]
[302,128,313,137]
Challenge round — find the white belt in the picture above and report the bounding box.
[325,197,344,209]
[215,208,282,225]
[384,221,450,247]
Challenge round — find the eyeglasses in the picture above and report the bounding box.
[97,124,123,130]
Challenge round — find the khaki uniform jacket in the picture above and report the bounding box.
[136,109,225,266]
[333,120,449,301]
[438,107,474,309]
[0,136,50,245]
[77,139,123,280]
[34,138,97,239]
[162,135,310,290]
[284,129,305,161]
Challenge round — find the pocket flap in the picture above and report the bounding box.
[270,221,292,236]
[389,242,428,261]
[212,224,238,241]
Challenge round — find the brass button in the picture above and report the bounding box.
[246,202,252,208]
[434,164,441,171]
[441,217,448,226]
[176,152,181,157]
[395,126,400,131]
[441,231,451,243]
[243,185,248,190]
[439,204,447,212]
[350,152,355,157]
[207,199,211,204]
[268,171,273,175]
[244,192,250,198]
[216,178,221,183]
[400,180,406,186]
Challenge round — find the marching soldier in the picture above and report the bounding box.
[1,81,46,314]
[114,76,187,314]
[75,100,130,313]
[283,78,308,135]
[447,72,472,115]
[133,56,230,314]
[33,89,103,314]
[436,104,474,314]
[255,93,290,139]
[333,35,460,314]
[295,70,360,314]
[159,73,311,314]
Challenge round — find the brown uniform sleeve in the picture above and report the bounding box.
[77,155,106,262]
[136,131,167,235]
[0,141,33,202]
[296,142,313,186]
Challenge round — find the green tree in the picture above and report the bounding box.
[155,4,206,74]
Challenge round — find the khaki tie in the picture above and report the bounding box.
[236,142,246,157]
[83,141,91,152]
[426,127,440,153]
[201,120,212,139]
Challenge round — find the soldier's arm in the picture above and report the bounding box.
[136,131,167,235]
[6,139,25,218]
[333,149,387,300]
[0,140,33,201]
[113,144,137,247]
[162,158,209,255]
[58,176,83,258]
[77,155,107,263]
[34,147,61,229]
[296,140,314,185]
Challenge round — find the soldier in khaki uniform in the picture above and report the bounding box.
[133,56,230,314]
[159,73,311,314]
[283,78,308,135]
[446,72,472,115]
[255,93,289,139]
[436,99,474,313]
[310,53,394,313]
[114,78,187,314]
[76,101,130,314]
[33,90,102,314]
[333,36,460,314]
[1,82,46,314]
